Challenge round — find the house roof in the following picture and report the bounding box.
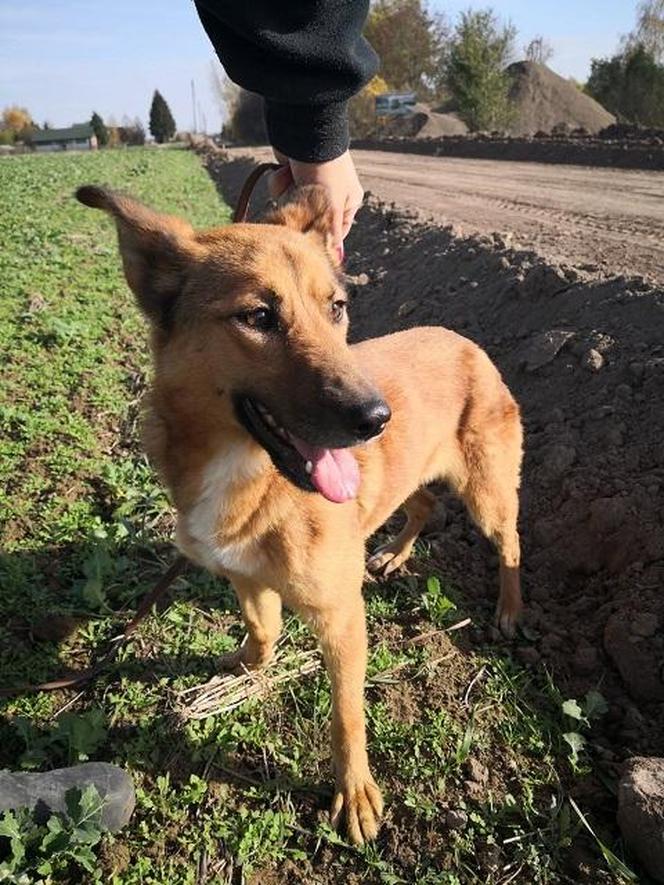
[31,123,94,143]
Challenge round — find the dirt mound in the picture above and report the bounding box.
[507,61,615,135]
[385,103,468,138]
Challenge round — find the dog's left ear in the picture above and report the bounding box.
[266,185,340,266]
[76,184,199,328]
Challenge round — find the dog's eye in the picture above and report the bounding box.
[331,300,347,323]
[239,307,277,331]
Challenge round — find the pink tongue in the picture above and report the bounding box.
[290,438,360,503]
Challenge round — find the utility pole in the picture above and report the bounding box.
[191,79,198,133]
[198,102,207,134]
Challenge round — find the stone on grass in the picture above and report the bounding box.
[0,763,135,833]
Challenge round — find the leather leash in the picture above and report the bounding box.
[2,162,281,698]
[232,161,281,223]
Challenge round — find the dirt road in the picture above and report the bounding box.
[233,146,664,283]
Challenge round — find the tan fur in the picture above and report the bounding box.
[77,183,523,845]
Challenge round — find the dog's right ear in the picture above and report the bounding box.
[76,185,198,326]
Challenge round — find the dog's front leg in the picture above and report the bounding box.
[221,578,282,671]
[302,587,383,844]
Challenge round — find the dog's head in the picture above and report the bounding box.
[76,183,390,503]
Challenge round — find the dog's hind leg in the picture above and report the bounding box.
[457,413,523,638]
[220,579,283,670]
[367,488,436,576]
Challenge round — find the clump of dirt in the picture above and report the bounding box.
[506,61,615,136]
[385,104,468,139]
[343,196,664,760]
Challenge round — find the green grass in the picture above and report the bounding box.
[0,149,633,884]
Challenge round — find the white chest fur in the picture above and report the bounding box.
[177,441,268,578]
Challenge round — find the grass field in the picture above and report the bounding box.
[0,148,631,884]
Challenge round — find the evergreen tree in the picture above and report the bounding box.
[90,111,109,146]
[149,90,176,143]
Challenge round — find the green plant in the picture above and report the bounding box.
[561,690,608,768]
[421,575,457,626]
[0,785,104,881]
[13,711,108,770]
[586,44,664,126]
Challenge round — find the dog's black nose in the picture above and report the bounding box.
[348,398,391,441]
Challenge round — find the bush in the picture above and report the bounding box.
[586,44,664,127]
[446,8,516,131]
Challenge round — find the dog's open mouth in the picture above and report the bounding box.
[235,397,360,504]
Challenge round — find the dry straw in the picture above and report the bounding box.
[177,645,321,719]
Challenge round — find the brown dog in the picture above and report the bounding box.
[76,183,522,844]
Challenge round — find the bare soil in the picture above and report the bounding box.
[229,146,664,285]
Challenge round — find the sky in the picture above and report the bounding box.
[1,0,637,133]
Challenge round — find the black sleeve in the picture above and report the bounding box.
[194,0,378,163]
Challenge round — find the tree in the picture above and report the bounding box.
[586,44,664,126]
[2,105,33,133]
[149,90,176,143]
[524,36,554,65]
[624,0,664,63]
[1,106,35,144]
[365,0,448,99]
[446,9,517,131]
[90,111,109,147]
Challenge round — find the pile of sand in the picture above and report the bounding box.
[384,103,468,139]
[507,61,615,136]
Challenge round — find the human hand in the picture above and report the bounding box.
[268,150,364,258]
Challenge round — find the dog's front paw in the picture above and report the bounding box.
[218,641,274,673]
[330,772,383,845]
[366,542,413,577]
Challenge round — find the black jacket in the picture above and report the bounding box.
[194,1,378,162]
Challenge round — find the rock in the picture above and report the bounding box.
[346,271,370,287]
[445,808,468,830]
[582,348,604,371]
[618,757,664,883]
[465,758,489,785]
[631,613,660,638]
[521,330,575,372]
[604,614,664,703]
[397,299,418,317]
[0,763,135,833]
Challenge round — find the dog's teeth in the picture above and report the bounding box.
[305,460,313,474]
